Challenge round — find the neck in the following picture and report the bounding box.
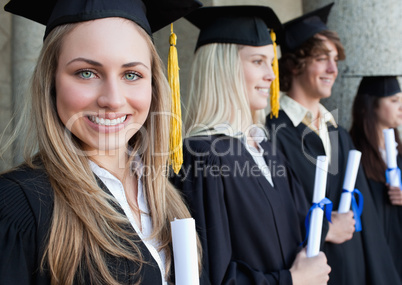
[287,89,321,119]
[230,108,254,134]
[89,148,129,180]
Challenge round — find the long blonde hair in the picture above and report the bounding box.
[12,20,197,284]
[184,43,266,136]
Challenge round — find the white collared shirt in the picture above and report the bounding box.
[214,124,274,186]
[89,159,167,284]
[280,95,337,163]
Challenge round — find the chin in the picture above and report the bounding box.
[319,92,332,99]
[251,104,267,112]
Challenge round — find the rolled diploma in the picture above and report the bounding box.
[338,150,362,213]
[171,218,199,285]
[383,128,400,187]
[307,156,329,258]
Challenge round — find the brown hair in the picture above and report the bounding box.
[350,92,402,182]
[279,30,345,92]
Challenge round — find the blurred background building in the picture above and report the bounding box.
[1,0,402,170]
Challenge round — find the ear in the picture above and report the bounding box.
[291,66,302,76]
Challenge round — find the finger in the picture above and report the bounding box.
[392,198,402,203]
[317,251,327,262]
[346,211,354,218]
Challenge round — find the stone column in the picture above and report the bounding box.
[0,0,12,171]
[303,0,402,129]
[10,16,44,165]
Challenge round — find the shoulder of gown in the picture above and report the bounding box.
[0,163,53,285]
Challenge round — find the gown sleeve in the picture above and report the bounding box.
[171,142,293,285]
[0,177,40,285]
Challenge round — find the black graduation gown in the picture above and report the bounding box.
[266,110,402,285]
[0,162,173,285]
[366,154,402,281]
[171,134,309,285]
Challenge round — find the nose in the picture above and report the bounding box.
[326,59,338,74]
[97,78,126,110]
[263,64,275,82]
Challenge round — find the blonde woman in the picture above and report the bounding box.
[0,0,205,284]
[171,6,331,285]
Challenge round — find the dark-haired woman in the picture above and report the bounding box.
[350,75,402,280]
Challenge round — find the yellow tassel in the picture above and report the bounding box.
[270,29,280,118]
[168,23,183,174]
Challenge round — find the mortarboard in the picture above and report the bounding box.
[280,2,334,52]
[185,5,282,51]
[4,0,202,39]
[357,76,401,98]
[185,5,283,118]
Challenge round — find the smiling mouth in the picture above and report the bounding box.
[256,87,270,94]
[321,78,332,83]
[88,115,127,126]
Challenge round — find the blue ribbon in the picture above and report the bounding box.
[341,188,363,232]
[301,198,333,246]
[385,167,402,189]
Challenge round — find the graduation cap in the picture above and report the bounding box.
[281,2,334,52]
[357,76,401,98]
[4,0,202,173]
[185,5,282,50]
[4,0,202,38]
[185,5,283,118]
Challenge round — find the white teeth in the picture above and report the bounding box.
[89,115,127,126]
[256,88,269,93]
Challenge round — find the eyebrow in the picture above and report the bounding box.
[249,54,268,58]
[67,57,149,69]
[67,57,102,66]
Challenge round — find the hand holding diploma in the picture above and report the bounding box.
[325,211,355,244]
[338,150,363,232]
[383,128,401,188]
[171,218,199,285]
[290,248,331,285]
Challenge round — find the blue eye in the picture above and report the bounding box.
[124,72,141,81]
[78,70,95,79]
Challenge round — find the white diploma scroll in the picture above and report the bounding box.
[171,218,199,285]
[383,128,401,187]
[338,150,362,213]
[307,156,329,258]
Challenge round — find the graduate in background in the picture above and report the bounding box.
[265,3,402,285]
[0,0,207,284]
[350,76,402,281]
[171,6,331,285]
